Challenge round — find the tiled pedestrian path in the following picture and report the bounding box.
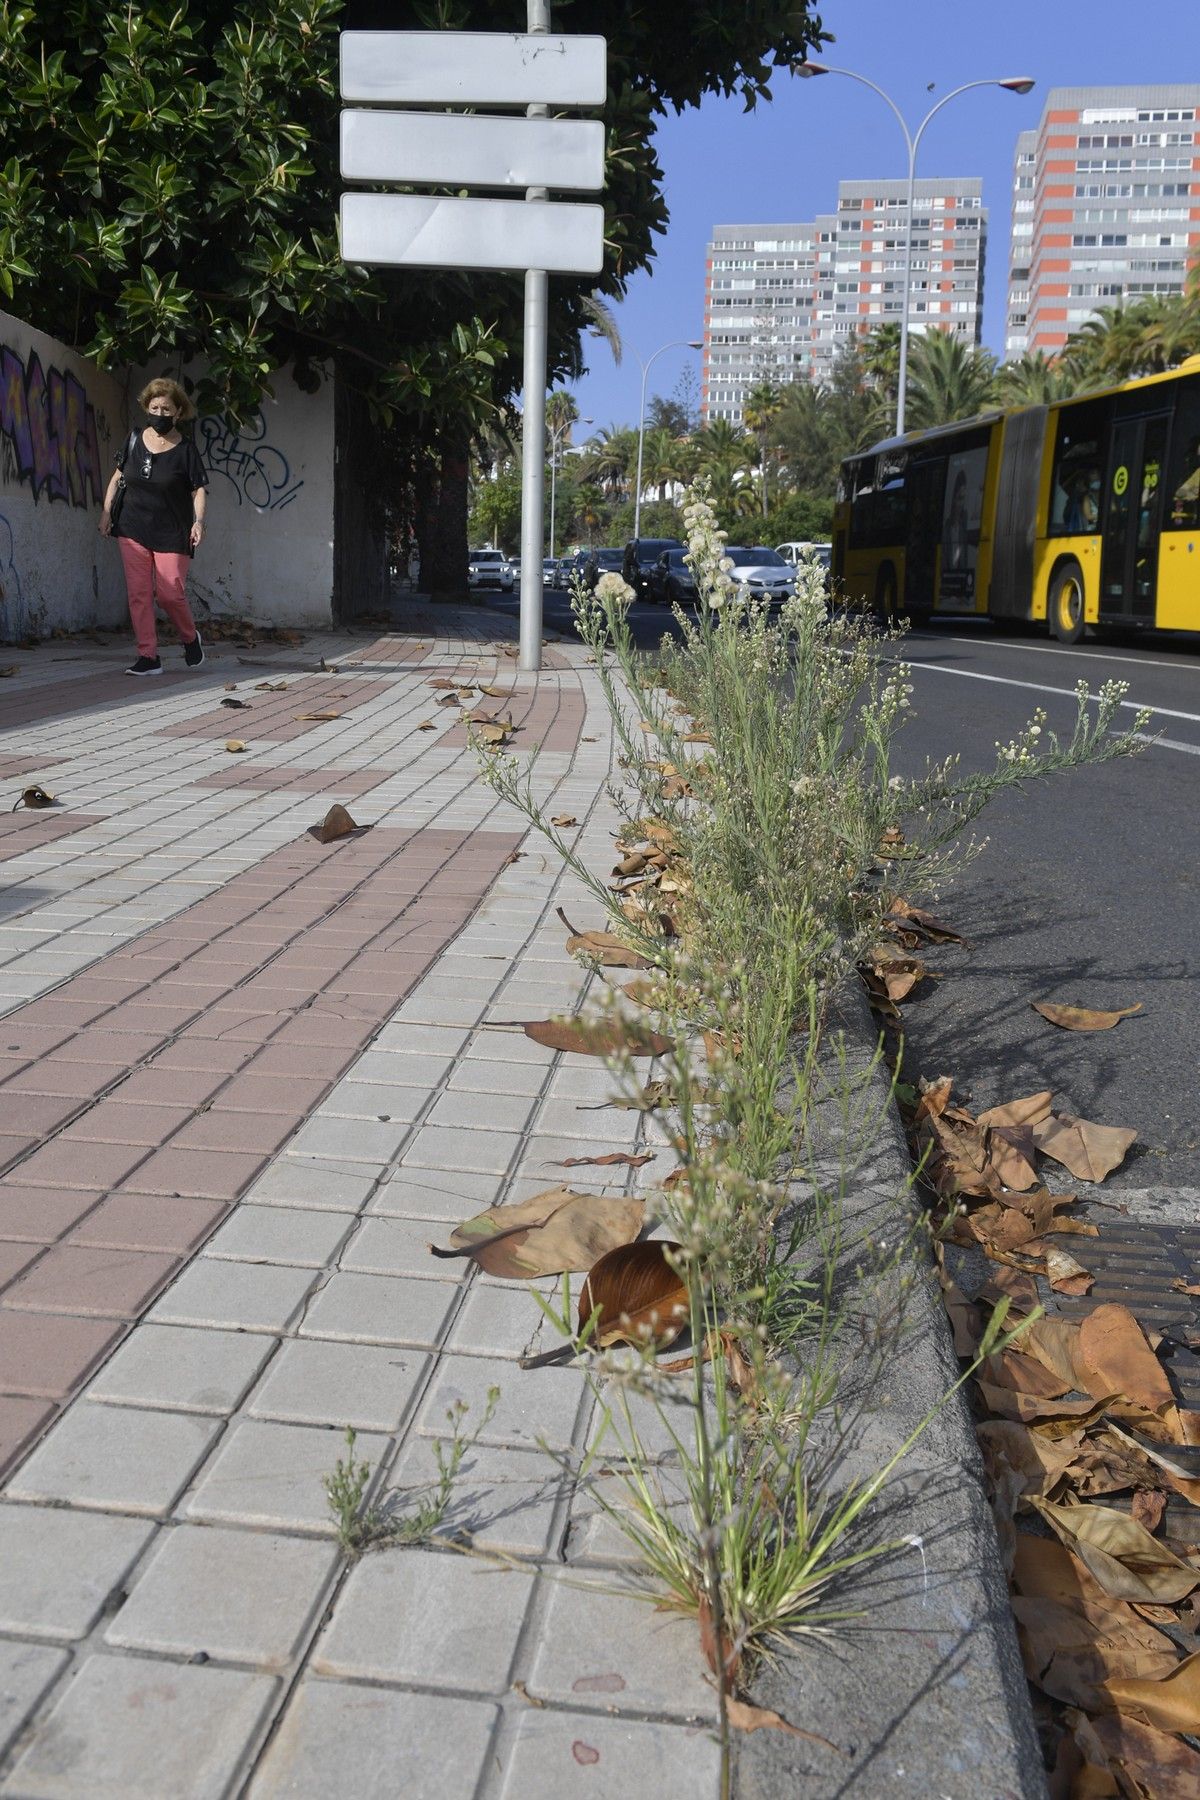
[0,608,721,1797]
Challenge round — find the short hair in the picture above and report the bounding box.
[137,377,195,422]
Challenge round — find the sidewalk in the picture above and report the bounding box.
[0,610,722,1797]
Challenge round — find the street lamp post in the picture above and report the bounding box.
[797,65,1034,436]
[548,416,592,561]
[632,338,703,541]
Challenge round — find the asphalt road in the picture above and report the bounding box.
[489,589,1200,1199]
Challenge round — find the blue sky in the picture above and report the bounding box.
[565,0,1183,432]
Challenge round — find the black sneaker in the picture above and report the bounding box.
[183,631,204,668]
[126,656,163,676]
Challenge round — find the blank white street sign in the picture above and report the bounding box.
[340,111,604,192]
[340,193,604,274]
[340,31,607,107]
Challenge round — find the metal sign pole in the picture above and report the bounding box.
[519,0,552,673]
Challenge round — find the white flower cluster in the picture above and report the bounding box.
[595,570,635,608]
[682,491,733,612]
[995,706,1047,768]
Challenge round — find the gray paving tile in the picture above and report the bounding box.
[201,1205,354,1268]
[87,1324,275,1415]
[335,1049,452,1091]
[243,1159,379,1212]
[339,1215,459,1281]
[146,1259,315,1333]
[313,1546,535,1691]
[247,1341,429,1432]
[183,1419,388,1533]
[401,1123,522,1175]
[6,1405,220,1517]
[284,1115,411,1165]
[247,1681,497,1800]
[314,1082,428,1122]
[0,1641,68,1761]
[370,1023,473,1057]
[4,1653,277,1799]
[367,1166,503,1222]
[297,1272,458,1349]
[445,1282,560,1360]
[447,1060,548,1098]
[419,1354,588,1454]
[105,1526,338,1667]
[497,1710,723,1797]
[527,1579,716,1720]
[0,1506,154,1642]
[426,1088,535,1133]
[386,1439,568,1559]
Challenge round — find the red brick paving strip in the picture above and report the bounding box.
[157,676,391,744]
[194,766,394,798]
[0,757,66,780]
[0,811,107,866]
[0,821,522,1476]
[0,670,201,730]
[440,675,586,755]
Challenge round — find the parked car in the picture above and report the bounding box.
[582,547,625,591]
[467,547,514,592]
[723,546,794,602]
[775,540,832,588]
[541,557,559,586]
[648,547,697,607]
[623,537,684,601]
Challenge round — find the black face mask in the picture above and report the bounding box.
[148,415,174,435]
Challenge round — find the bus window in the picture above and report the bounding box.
[1049,401,1106,535]
[1166,382,1200,530]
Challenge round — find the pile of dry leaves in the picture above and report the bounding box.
[867,900,1199,1794]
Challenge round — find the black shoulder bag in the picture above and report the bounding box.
[109,429,140,529]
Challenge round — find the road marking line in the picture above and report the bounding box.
[1134,732,1200,756]
[928,632,1200,675]
[906,658,1200,726]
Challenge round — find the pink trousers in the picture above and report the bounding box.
[118,538,197,658]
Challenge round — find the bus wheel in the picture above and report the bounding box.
[874,566,898,626]
[1049,563,1086,644]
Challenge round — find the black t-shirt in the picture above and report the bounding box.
[114,432,208,555]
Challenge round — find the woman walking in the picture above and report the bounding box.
[99,378,208,675]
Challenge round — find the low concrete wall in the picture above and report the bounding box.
[1,307,336,641]
[0,309,128,640]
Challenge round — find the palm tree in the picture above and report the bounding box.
[743,382,785,520]
[581,293,622,366]
[639,426,686,501]
[581,424,636,502]
[862,321,902,408]
[996,350,1080,407]
[545,389,579,445]
[904,329,997,430]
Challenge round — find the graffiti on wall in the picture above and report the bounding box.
[198,410,304,512]
[0,343,105,509]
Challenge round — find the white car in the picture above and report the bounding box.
[724,546,794,601]
[467,548,514,592]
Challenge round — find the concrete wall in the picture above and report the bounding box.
[1,307,336,641]
[0,309,128,640]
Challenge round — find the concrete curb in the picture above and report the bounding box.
[733,983,1047,1799]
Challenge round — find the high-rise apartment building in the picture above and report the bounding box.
[703,224,817,425]
[810,178,986,382]
[1006,84,1200,358]
[702,179,986,425]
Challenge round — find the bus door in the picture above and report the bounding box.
[1100,413,1169,622]
[904,455,943,612]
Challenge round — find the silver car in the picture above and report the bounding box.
[724,546,794,601]
[467,548,514,592]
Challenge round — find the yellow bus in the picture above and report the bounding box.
[833,355,1200,642]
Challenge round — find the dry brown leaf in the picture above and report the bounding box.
[416,719,436,731]
[1105,1421,1200,1482]
[224,739,248,753]
[296,710,341,721]
[1033,1113,1137,1183]
[1046,1245,1095,1296]
[978,1421,1087,1498]
[1032,1000,1143,1033]
[984,1348,1075,1399]
[978,1090,1055,1130]
[1129,1489,1167,1535]
[478,684,508,697]
[887,896,968,943]
[220,696,250,709]
[12,784,57,810]
[1014,1596,1178,1711]
[255,680,287,691]
[522,1017,671,1059]
[987,1123,1042,1192]
[1104,1649,1200,1735]
[431,1187,644,1280]
[550,814,578,828]
[975,1385,1112,1433]
[1170,1277,1200,1297]
[307,804,360,845]
[428,677,457,689]
[579,1240,688,1351]
[558,1152,655,1169]
[0,665,18,677]
[724,1697,842,1752]
[1031,1498,1200,1604]
[1077,1305,1176,1418]
[1073,1707,1200,1798]
[913,1075,954,1123]
[478,722,515,745]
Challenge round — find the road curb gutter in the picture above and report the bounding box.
[732,982,1047,1799]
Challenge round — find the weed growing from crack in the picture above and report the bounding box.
[324,1389,500,1560]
